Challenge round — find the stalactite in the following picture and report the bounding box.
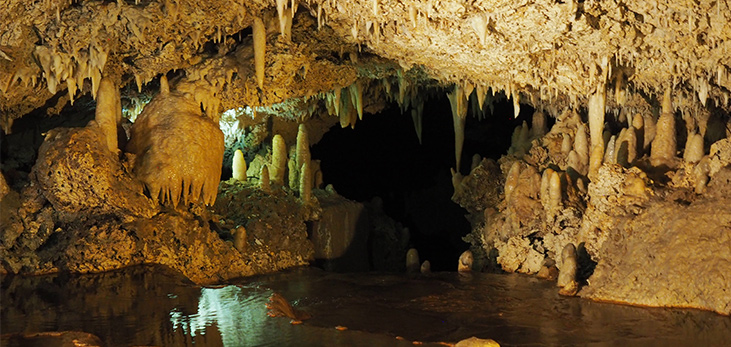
[411,106,423,145]
[232,149,247,181]
[253,17,266,90]
[271,135,287,185]
[448,84,468,171]
[95,78,121,154]
[349,81,363,120]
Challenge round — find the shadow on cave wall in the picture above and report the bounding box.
[312,92,535,271]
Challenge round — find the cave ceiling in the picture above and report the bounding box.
[1,0,730,133]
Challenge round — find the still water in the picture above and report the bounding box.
[2,265,729,346]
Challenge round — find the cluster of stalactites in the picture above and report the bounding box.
[324,80,363,129]
[25,43,108,104]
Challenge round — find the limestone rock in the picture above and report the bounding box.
[31,124,156,220]
[495,236,544,274]
[582,197,731,315]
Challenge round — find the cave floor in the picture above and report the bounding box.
[2,265,729,346]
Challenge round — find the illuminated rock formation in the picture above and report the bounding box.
[126,88,224,206]
[2,0,731,316]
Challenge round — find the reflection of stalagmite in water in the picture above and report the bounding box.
[558,243,579,296]
[266,292,311,323]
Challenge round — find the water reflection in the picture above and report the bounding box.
[2,265,730,346]
[169,286,270,346]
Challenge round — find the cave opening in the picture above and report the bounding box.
[312,90,535,271]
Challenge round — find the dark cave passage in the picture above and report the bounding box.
[312,92,534,271]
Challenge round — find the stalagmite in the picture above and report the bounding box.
[547,170,562,222]
[299,161,312,203]
[260,165,271,192]
[288,153,298,191]
[160,75,169,95]
[540,168,554,210]
[574,124,589,165]
[406,248,420,273]
[470,154,482,172]
[451,168,464,198]
[95,78,121,154]
[651,89,677,167]
[532,111,546,138]
[617,128,637,167]
[604,135,617,164]
[271,135,287,185]
[232,149,247,181]
[693,157,711,194]
[643,114,657,152]
[253,17,266,90]
[458,250,473,272]
[504,162,521,202]
[561,134,572,154]
[233,226,247,253]
[684,133,704,163]
[448,85,468,171]
[420,260,431,274]
[567,150,582,176]
[588,87,606,179]
[632,114,645,155]
[518,122,530,150]
[296,124,310,171]
[588,143,605,179]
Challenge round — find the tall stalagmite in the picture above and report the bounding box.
[94,78,122,154]
[271,135,287,185]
